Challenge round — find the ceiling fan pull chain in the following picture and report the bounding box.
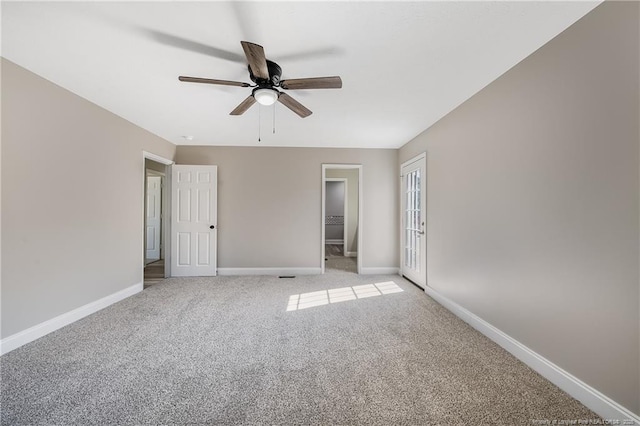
[258,105,261,142]
[273,103,276,134]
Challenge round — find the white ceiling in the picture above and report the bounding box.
[2,1,601,149]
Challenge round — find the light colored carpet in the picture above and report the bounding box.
[1,271,598,425]
[325,244,357,273]
[325,256,357,273]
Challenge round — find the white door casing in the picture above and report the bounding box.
[145,175,162,261]
[321,164,363,274]
[401,153,427,287]
[171,165,217,277]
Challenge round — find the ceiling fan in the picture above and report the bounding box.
[178,41,342,118]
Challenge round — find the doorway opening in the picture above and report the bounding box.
[321,165,362,274]
[325,178,349,271]
[143,152,173,288]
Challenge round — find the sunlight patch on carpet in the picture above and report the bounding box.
[286,281,403,311]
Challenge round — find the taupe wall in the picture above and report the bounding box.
[175,147,397,271]
[1,59,176,338]
[399,1,640,413]
[326,168,359,254]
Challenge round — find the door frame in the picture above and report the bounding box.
[324,178,348,255]
[400,152,427,287]
[142,151,173,278]
[321,164,363,274]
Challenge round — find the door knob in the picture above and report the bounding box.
[209,225,215,229]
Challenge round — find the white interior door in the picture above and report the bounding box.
[171,165,217,277]
[401,154,427,287]
[145,175,162,261]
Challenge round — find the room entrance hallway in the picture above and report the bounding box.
[321,164,362,274]
[143,153,173,283]
[0,270,596,424]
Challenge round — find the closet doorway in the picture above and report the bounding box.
[143,154,172,288]
[321,165,362,274]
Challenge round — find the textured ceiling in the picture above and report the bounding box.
[1,1,601,148]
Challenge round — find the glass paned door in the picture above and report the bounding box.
[401,154,426,287]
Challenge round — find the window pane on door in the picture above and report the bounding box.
[404,169,421,271]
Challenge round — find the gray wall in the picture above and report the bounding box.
[326,168,359,254]
[399,1,639,414]
[175,147,397,270]
[1,59,176,338]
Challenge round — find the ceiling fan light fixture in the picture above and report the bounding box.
[254,88,279,106]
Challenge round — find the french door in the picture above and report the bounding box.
[401,153,426,288]
[171,165,218,277]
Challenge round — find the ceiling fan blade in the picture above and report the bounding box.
[230,96,257,115]
[179,76,250,87]
[145,29,245,63]
[241,41,269,80]
[276,47,345,63]
[278,93,312,118]
[280,76,342,90]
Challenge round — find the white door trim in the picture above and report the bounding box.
[321,164,363,274]
[400,152,427,287]
[400,152,426,173]
[142,151,173,278]
[143,151,174,166]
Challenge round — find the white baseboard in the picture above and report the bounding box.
[424,285,640,423]
[345,251,357,258]
[0,282,143,356]
[218,267,322,276]
[360,267,400,275]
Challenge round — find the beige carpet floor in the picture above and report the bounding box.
[325,243,358,273]
[1,270,598,425]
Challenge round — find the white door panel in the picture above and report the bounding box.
[401,154,427,287]
[145,175,161,261]
[171,165,217,276]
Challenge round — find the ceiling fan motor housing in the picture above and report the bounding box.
[249,60,282,87]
